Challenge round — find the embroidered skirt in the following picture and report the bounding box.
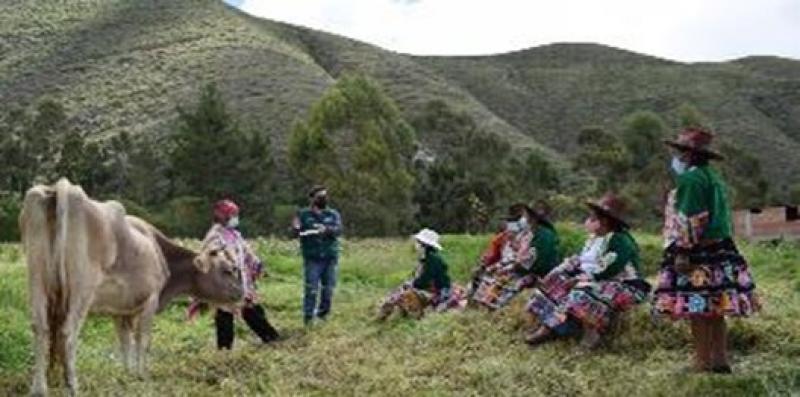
[470,268,535,310]
[379,282,467,318]
[526,271,647,331]
[652,239,759,319]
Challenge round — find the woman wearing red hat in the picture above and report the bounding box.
[200,199,280,349]
[524,194,650,349]
[653,127,759,373]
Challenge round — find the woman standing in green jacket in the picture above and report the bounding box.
[653,127,759,373]
[377,229,467,320]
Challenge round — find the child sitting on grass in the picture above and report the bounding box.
[377,228,467,320]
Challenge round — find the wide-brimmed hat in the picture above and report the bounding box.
[506,202,553,229]
[585,193,630,230]
[413,228,442,251]
[663,127,724,160]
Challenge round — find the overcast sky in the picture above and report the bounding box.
[225,0,800,62]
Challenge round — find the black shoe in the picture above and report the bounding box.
[525,326,555,346]
[711,365,732,374]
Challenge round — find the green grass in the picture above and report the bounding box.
[1,227,799,396]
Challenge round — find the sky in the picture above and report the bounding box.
[225,0,800,62]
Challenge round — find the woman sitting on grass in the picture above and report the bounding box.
[524,194,650,349]
[377,229,467,320]
[468,203,561,310]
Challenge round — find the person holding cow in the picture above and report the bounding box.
[524,194,650,349]
[376,228,467,320]
[467,202,561,310]
[652,127,759,373]
[203,199,280,349]
[291,185,343,326]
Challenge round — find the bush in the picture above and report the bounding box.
[0,193,21,242]
[150,196,209,238]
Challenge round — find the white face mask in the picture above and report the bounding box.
[227,216,240,228]
[518,216,529,231]
[506,220,521,233]
[671,156,688,175]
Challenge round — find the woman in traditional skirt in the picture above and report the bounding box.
[652,127,759,373]
[467,203,561,310]
[524,194,650,349]
[377,228,467,320]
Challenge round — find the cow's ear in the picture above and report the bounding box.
[193,255,211,273]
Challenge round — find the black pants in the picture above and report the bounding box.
[214,304,280,350]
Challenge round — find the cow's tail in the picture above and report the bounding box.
[52,178,71,312]
[48,178,74,364]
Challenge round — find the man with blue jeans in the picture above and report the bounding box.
[292,186,342,326]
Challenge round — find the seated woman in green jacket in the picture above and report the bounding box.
[469,203,561,310]
[377,229,467,320]
[525,194,650,349]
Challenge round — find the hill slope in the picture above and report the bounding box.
[2,0,800,191]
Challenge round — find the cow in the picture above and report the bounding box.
[19,179,245,396]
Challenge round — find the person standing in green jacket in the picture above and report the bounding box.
[377,229,467,320]
[525,194,650,349]
[653,127,759,373]
[291,185,343,326]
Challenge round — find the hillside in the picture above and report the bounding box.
[2,0,800,192]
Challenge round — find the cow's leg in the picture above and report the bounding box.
[113,316,134,370]
[29,284,50,397]
[133,295,158,377]
[61,292,93,397]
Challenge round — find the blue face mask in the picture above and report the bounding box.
[671,156,688,175]
[506,220,521,233]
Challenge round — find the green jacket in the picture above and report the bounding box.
[594,231,641,281]
[296,207,342,261]
[412,248,451,292]
[528,224,562,277]
[676,165,733,244]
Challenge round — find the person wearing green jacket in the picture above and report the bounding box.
[291,185,343,326]
[653,127,759,374]
[525,194,650,349]
[468,203,562,310]
[377,229,467,320]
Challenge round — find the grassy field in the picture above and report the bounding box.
[0,226,799,396]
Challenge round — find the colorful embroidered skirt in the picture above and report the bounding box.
[652,239,759,319]
[526,271,647,331]
[470,269,535,310]
[379,282,467,318]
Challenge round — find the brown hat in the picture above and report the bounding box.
[586,193,630,230]
[663,127,724,160]
[507,202,553,229]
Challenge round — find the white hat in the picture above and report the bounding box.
[413,228,442,251]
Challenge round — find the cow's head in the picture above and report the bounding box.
[192,245,244,304]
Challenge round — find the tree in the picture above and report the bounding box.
[573,126,631,192]
[288,74,416,236]
[411,100,527,233]
[169,82,275,235]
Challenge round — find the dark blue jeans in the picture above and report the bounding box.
[303,257,338,322]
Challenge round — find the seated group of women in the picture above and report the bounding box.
[376,194,650,350]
